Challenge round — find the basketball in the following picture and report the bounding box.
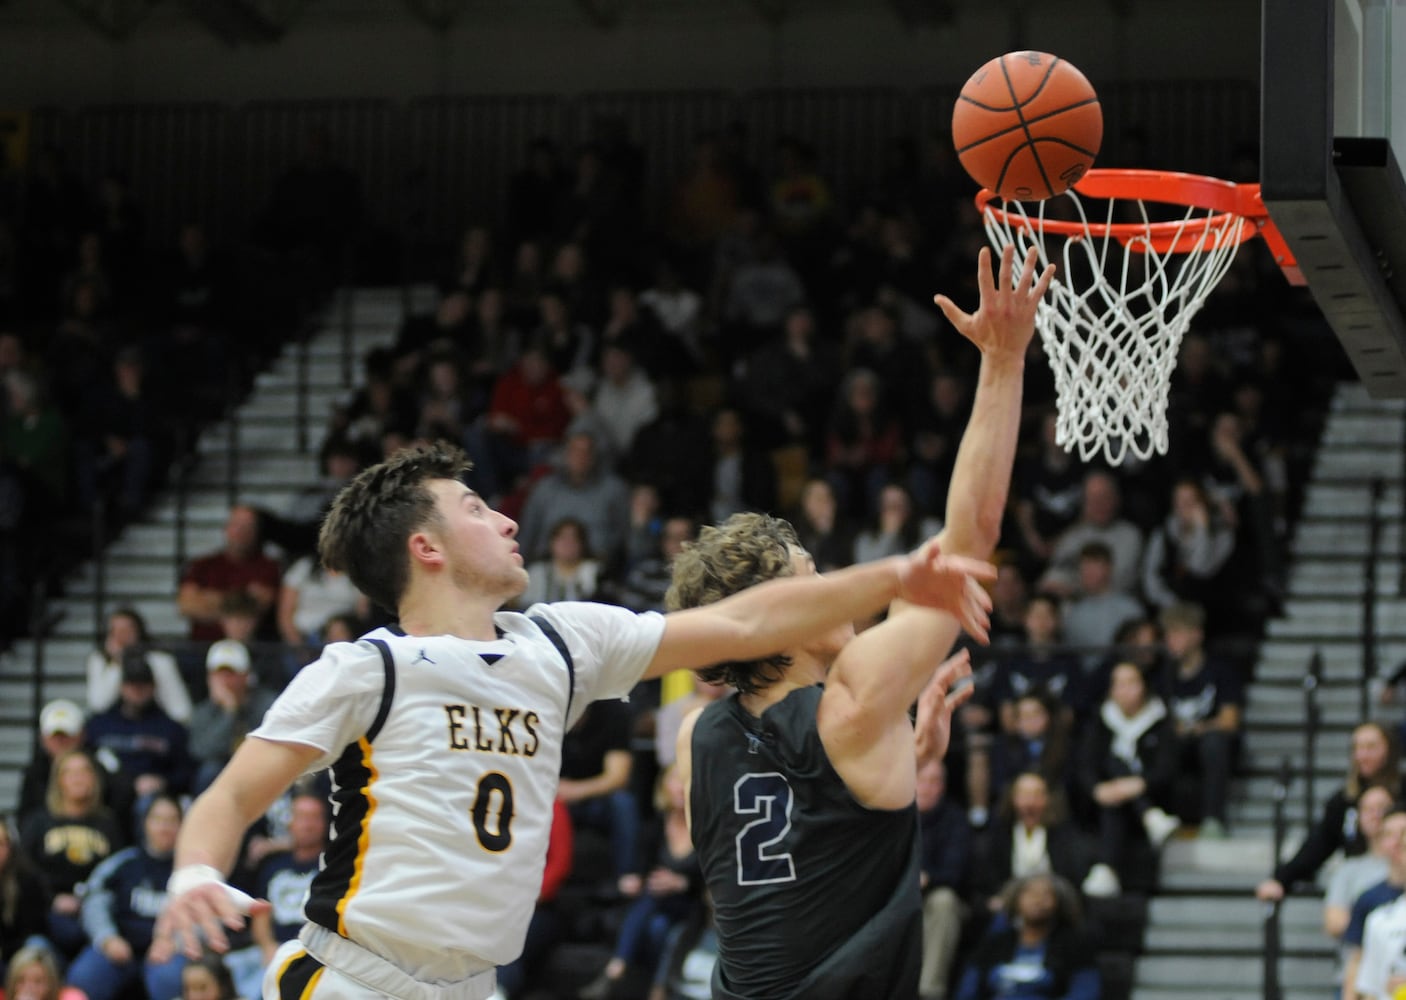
[952,51,1103,201]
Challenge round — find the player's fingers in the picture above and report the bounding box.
[1032,261,1057,300]
[933,294,973,334]
[1017,245,1040,292]
[997,244,1016,295]
[976,245,996,300]
[947,680,977,711]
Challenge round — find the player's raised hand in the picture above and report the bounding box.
[897,540,995,642]
[935,244,1055,361]
[914,649,975,766]
[156,868,271,959]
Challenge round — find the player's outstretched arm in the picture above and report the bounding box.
[818,245,1051,810]
[643,545,994,679]
[156,737,320,958]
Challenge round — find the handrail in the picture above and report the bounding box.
[1400,406,1406,596]
[296,318,312,454]
[1362,478,1384,721]
[172,443,199,585]
[339,244,355,388]
[1303,647,1322,826]
[27,576,66,733]
[225,371,241,509]
[1263,756,1291,1000]
[91,498,107,646]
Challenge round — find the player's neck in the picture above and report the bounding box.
[738,654,827,716]
[396,583,502,641]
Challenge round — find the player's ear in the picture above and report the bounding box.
[407,529,443,569]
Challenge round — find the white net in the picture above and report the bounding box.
[982,189,1248,465]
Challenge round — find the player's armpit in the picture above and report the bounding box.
[676,707,703,835]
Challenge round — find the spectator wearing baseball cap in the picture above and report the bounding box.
[188,639,278,794]
[17,699,90,824]
[85,607,191,725]
[85,648,192,833]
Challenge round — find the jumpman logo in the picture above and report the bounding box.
[412,648,435,666]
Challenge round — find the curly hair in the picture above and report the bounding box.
[665,512,802,695]
[318,441,472,615]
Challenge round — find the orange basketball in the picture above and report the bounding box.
[952,51,1103,201]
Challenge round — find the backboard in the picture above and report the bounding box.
[1262,0,1406,395]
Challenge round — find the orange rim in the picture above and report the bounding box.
[976,168,1295,264]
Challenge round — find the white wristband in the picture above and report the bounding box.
[167,864,256,914]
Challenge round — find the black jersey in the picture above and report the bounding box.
[689,686,922,1000]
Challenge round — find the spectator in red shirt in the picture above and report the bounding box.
[176,505,281,642]
[465,344,571,504]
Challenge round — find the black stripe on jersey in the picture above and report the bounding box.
[277,950,326,999]
[364,638,397,743]
[305,739,376,936]
[529,615,576,720]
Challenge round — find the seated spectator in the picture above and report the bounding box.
[517,430,630,567]
[86,651,193,822]
[1059,542,1146,668]
[1140,477,1236,617]
[86,606,191,724]
[791,477,855,574]
[177,504,281,642]
[330,360,416,461]
[532,289,595,391]
[19,749,124,957]
[465,344,571,504]
[226,791,328,1000]
[703,406,776,525]
[1012,410,1085,576]
[214,591,285,682]
[954,873,1101,1000]
[18,699,129,825]
[559,698,638,883]
[256,438,362,561]
[1324,785,1395,988]
[989,692,1072,814]
[187,639,278,795]
[988,562,1030,649]
[907,371,973,518]
[511,517,602,609]
[276,552,364,673]
[607,514,696,614]
[496,799,573,1000]
[3,944,85,1000]
[721,228,805,363]
[973,772,1096,908]
[580,765,700,1000]
[588,342,658,460]
[179,953,239,1000]
[1038,470,1144,598]
[988,595,1083,731]
[824,368,903,520]
[916,759,971,1000]
[3,370,69,514]
[0,819,48,976]
[66,794,186,1000]
[1342,807,1406,998]
[1257,722,1401,903]
[1162,602,1242,838]
[1075,662,1180,895]
[852,482,940,566]
[736,304,839,453]
[72,345,167,519]
[413,350,472,443]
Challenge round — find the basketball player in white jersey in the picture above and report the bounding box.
[156,437,997,999]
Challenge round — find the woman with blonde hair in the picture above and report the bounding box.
[3,944,85,1000]
[18,751,123,957]
[1258,720,1403,902]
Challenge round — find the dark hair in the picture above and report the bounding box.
[1000,872,1083,929]
[319,442,472,614]
[182,951,237,999]
[108,606,150,643]
[665,512,800,696]
[1077,540,1114,564]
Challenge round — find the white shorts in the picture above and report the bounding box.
[264,926,497,1000]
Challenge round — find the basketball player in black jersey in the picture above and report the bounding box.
[670,244,1053,1000]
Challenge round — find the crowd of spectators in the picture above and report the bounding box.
[0,112,1349,999]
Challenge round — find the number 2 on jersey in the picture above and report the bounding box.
[733,772,796,885]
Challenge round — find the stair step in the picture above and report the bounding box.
[1134,955,1334,990]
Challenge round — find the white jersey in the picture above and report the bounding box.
[250,601,664,982]
[1355,893,1406,1000]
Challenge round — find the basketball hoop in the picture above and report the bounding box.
[977,168,1300,466]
